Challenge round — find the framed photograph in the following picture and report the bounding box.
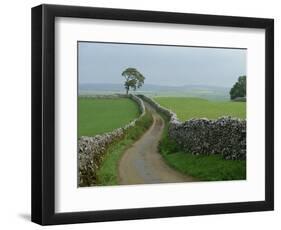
[31,4,274,225]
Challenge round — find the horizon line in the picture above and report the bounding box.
[79,82,232,88]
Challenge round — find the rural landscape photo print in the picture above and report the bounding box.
[78,41,246,187]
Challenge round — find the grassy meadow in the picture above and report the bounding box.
[154,97,246,120]
[78,97,140,137]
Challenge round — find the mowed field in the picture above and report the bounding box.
[154,97,246,120]
[78,97,140,137]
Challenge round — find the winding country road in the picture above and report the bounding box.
[118,101,196,185]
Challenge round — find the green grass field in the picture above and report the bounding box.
[154,97,246,121]
[78,97,140,137]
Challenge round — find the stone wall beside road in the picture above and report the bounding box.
[139,95,246,160]
[79,94,145,186]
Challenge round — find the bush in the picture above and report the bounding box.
[230,75,246,100]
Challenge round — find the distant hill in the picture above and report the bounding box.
[79,83,230,101]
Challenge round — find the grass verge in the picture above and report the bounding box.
[96,112,153,185]
[158,112,246,181]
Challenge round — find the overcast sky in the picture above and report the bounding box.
[78,42,246,88]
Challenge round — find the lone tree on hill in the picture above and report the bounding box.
[122,68,145,95]
[230,75,246,100]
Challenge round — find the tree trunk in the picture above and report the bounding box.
[126,88,129,95]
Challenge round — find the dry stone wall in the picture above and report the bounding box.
[139,95,246,160]
[79,94,145,186]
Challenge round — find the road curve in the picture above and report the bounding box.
[118,101,196,185]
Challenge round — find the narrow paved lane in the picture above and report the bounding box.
[118,101,196,185]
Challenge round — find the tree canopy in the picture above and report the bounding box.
[230,75,246,100]
[122,68,145,94]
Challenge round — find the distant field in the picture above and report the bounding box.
[154,97,246,120]
[78,97,140,137]
[79,83,230,100]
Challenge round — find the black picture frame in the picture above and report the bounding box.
[31,4,274,225]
